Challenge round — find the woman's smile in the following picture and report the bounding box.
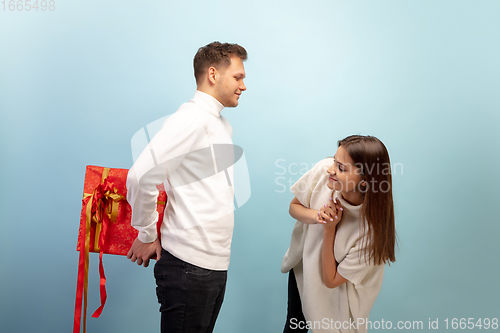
[328,175,338,182]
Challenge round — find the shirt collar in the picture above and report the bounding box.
[191,90,225,118]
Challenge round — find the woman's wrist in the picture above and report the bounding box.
[309,209,322,224]
[323,224,337,234]
[290,202,323,224]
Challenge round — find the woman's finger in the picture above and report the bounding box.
[334,198,344,212]
[320,210,335,222]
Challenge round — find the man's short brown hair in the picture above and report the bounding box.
[193,42,247,84]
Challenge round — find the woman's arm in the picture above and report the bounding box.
[289,197,324,224]
[322,227,348,288]
[321,198,349,289]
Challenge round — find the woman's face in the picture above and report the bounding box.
[326,146,364,195]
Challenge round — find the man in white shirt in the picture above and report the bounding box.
[126,41,247,333]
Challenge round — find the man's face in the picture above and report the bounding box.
[214,56,246,108]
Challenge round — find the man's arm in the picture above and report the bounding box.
[126,110,201,267]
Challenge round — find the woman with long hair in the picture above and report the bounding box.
[282,135,397,333]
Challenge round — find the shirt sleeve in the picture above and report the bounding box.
[291,158,332,208]
[126,110,202,243]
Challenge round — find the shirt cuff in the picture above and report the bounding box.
[137,227,158,244]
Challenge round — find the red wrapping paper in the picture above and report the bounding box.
[74,165,166,333]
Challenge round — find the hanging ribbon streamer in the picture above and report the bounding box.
[73,168,125,333]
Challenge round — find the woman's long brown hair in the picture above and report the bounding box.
[338,135,397,265]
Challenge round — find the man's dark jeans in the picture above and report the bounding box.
[154,249,227,333]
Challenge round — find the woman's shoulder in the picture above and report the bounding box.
[291,157,333,206]
[317,157,334,167]
[309,157,334,175]
[302,157,334,182]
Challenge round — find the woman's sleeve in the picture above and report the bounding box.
[337,238,383,287]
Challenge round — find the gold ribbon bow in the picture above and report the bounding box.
[83,168,126,251]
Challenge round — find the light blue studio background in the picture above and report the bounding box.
[1,0,499,332]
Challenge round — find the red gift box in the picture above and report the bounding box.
[74,165,166,333]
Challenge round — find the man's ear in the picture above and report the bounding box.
[208,66,217,84]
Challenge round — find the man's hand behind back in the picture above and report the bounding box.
[127,237,162,268]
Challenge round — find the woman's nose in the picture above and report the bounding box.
[327,164,335,174]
